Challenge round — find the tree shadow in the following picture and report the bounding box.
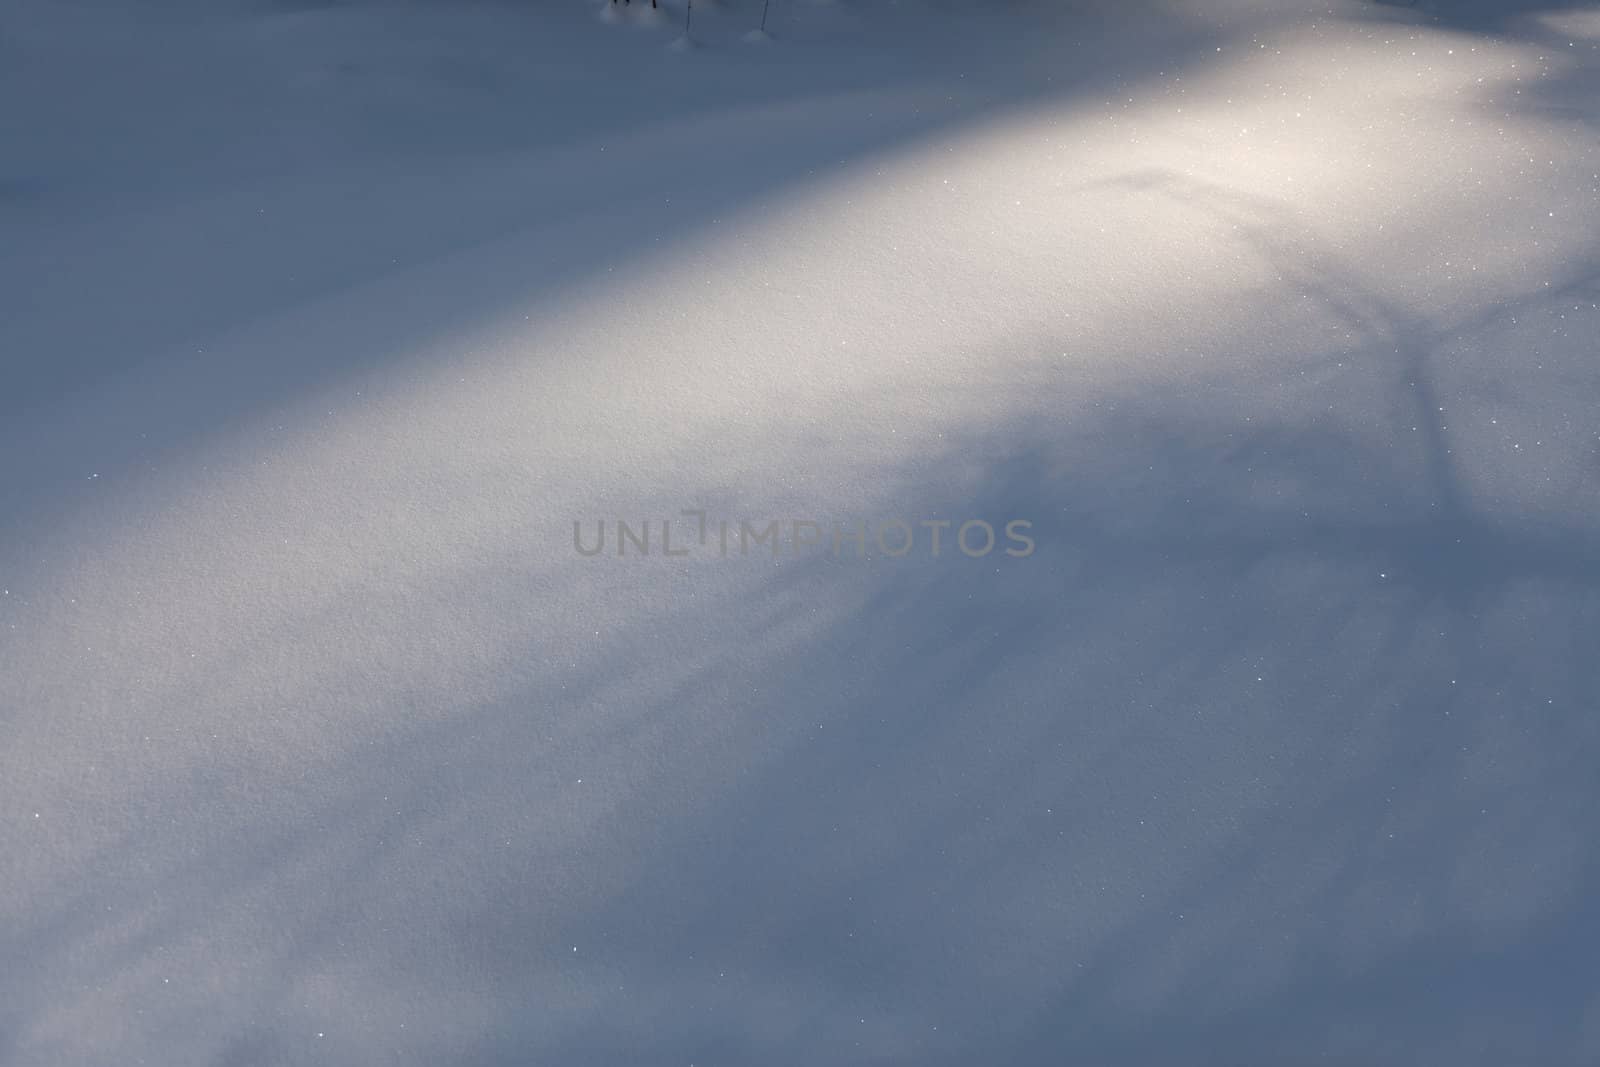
[4,4,1600,1065]
[1367,0,1600,134]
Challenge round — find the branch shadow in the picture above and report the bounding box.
[4,4,1600,1065]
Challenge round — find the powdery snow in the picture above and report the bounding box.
[2,0,1598,1063]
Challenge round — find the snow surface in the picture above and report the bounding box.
[2,0,1599,1063]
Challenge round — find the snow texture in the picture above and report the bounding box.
[2,0,1599,1063]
